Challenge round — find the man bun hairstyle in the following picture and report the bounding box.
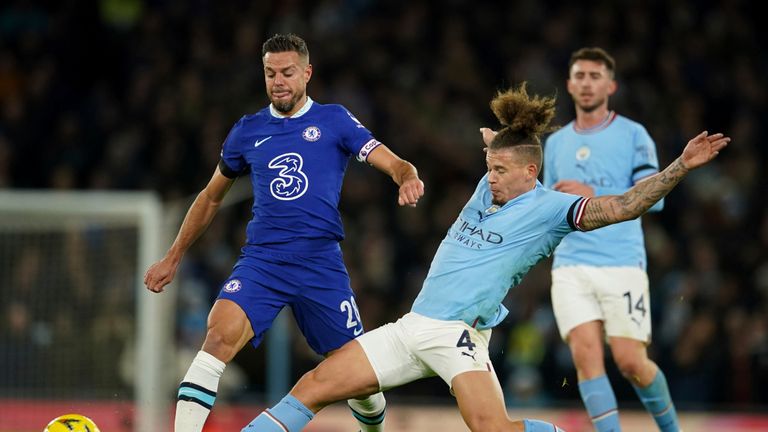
[489,82,557,149]
[261,33,309,62]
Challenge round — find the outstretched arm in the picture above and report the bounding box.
[366,144,425,207]
[579,131,730,231]
[144,166,235,292]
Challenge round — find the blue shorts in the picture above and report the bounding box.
[216,244,365,355]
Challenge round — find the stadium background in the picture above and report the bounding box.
[1,0,766,431]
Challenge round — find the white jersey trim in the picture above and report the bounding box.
[269,97,314,118]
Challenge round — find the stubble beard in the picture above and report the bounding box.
[272,89,305,114]
[577,96,607,114]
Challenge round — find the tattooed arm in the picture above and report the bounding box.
[579,131,730,231]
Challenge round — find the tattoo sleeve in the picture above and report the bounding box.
[579,158,689,231]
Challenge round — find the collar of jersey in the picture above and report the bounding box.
[269,97,314,118]
[572,110,616,134]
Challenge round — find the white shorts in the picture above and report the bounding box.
[356,312,493,391]
[551,266,651,343]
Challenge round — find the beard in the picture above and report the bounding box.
[271,89,305,114]
[576,96,606,113]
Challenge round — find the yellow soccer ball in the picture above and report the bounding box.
[44,414,100,432]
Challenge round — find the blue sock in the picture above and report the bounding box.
[523,419,566,431]
[579,375,621,431]
[633,370,679,432]
[241,394,314,432]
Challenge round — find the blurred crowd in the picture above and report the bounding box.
[1,0,767,411]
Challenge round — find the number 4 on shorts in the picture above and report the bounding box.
[456,329,476,351]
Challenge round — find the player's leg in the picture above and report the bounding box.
[552,266,620,431]
[242,318,426,431]
[175,298,254,432]
[609,338,679,431]
[452,369,565,432]
[241,339,379,431]
[603,267,679,431]
[292,248,388,432]
[407,315,565,432]
[569,323,621,432]
[453,370,522,432]
[176,261,287,432]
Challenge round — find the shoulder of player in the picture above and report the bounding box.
[535,184,580,204]
[236,107,272,127]
[611,113,647,131]
[310,102,354,117]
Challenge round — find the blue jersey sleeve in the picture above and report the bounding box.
[630,125,663,211]
[333,106,382,163]
[219,117,248,178]
[631,125,659,182]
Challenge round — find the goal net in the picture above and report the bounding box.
[0,191,173,432]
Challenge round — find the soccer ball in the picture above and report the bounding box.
[44,414,100,432]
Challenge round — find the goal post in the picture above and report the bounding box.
[0,190,174,431]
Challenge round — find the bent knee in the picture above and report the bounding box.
[203,326,245,361]
[614,355,647,379]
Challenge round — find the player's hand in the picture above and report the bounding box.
[680,131,730,170]
[480,127,497,148]
[552,180,595,197]
[398,177,425,207]
[144,255,179,293]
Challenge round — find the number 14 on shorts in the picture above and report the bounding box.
[623,290,646,326]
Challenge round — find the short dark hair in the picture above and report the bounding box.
[569,47,615,77]
[261,33,309,61]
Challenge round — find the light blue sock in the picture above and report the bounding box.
[241,394,314,432]
[523,419,566,431]
[633,370,679,432]
[579,375,621,431]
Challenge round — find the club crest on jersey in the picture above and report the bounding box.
[576,146,591,161]
[223,279,242,293]
[302,126,321,142]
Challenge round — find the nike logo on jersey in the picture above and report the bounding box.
[254,136,273,147]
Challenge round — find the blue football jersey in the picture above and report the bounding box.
[219,98,381,252]
[543,112,660,269]
[411,177,587,329]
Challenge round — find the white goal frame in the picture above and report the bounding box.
[0,190,173,432]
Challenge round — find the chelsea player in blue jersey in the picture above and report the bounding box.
[240,83,729,432]
[143,34,424,432]
[544,47,678,432]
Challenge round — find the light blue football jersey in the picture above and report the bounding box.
[543,112,661,269]
[411,176,587,329]
[219,98,381,252]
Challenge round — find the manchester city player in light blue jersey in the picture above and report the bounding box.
[240,83,729,432]
[144,34,424,432]
[545,47,677,432]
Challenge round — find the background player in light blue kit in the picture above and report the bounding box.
[143,33,424,432]
[240,83,730,432]
[545,47,678,432]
